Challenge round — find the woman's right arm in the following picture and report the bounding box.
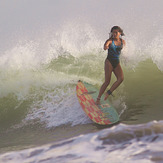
[104,39,111,50]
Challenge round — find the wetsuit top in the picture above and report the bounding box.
[107,39,123,68]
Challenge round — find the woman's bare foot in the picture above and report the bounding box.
[95,97,101,105]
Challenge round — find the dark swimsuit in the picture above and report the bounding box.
[107,39,123,69]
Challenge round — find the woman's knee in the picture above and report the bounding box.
[104,80,110,86]
[118,76,124,83]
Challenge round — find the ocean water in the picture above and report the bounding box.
[0,0,163,162]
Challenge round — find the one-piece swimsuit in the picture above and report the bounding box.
[107,39,123,69]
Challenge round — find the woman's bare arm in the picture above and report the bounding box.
[104,39,112,50]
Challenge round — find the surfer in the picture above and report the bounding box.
[96,26,126,105]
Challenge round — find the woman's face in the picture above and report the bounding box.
[112,29,121,39]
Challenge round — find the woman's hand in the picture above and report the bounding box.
[104,39,112,50]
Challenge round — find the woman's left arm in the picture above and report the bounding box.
[122,39,126,47]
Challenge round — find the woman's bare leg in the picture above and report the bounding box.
[96,59,113,104]
[104,63,124,100]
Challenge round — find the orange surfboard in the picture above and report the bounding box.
[76,81,119,125]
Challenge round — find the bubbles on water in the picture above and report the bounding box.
[24,84,91,128]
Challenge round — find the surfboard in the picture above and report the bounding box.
[76,80,119,125]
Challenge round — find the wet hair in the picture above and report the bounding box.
[109,26,125,39]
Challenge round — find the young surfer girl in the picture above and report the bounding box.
[96,26,126,105]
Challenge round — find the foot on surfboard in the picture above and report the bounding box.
[95,97,101,105]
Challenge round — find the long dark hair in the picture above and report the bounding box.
[109,26,125,39]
